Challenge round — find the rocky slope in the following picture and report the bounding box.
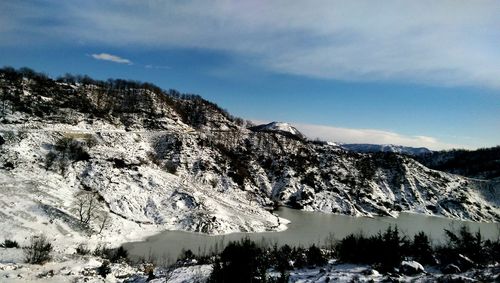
[0,68,498,247]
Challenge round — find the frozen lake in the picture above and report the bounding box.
[124,207,500,263]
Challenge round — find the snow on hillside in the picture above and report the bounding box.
[260,122,302,136]
[250,122,307,140]
[0,122,287,251]
[2,248,498,282]
[0,71,498,256]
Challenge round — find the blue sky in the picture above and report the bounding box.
[1,0,499,149]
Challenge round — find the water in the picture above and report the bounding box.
[123,207,500,263]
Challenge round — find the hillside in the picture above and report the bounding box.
[415,147,500,180]
[0,67,499,249]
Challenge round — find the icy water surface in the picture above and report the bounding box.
[124,207,500,262]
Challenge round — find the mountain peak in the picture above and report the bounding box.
[250,121,306,140]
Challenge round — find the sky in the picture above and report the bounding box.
[0,0,499,150]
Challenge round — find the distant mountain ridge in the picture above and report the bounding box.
[341,143,432,156]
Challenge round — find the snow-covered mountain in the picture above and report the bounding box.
[0,68,498,249]
[342,143,432,156]
[250,121,307,140]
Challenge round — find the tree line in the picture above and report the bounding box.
[0,66,245,129]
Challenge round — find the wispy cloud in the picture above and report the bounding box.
[293,123,464,150]
[2,1,500,89]
[253,120,464,150]
[90,53,132,65]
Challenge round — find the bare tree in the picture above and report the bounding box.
[96,211,111,235]
[72,191,111,234]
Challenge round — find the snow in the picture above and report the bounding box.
[0,247,146,282]
[264,122,301,136]
[251,121,307,139]
[400,260,425,275]
[0,118,289,254]
[165,265,212,283]
[270,261,499,283]
[0,78,499,281]
[1,111,497,255]
[1,246,499,283]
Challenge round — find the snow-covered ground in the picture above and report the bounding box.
[2,117,497,253]
[0,85,498,251]
[3,248,497,283]
[281,261,499,283]
[0,76,499,282]
[0,247,131,282]
[0,121,288,253]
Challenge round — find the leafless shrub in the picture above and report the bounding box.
[24,235,53,264]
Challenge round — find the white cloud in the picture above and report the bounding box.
[90,53,132,65]
[293,123,464,150]
[3,0,500,89]
[253,120,463,150]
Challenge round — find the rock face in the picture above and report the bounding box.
[0,69,499,244]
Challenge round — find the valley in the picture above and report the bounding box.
[0,68,499,282]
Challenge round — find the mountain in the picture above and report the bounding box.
[342,143,500,180]
[249,121,307,140]
[0,67,498,248]
[415,146,500,180]
[342,143,432,156]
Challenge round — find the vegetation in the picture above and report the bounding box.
[336,225,500,273]
[1,239,20,248]
[209,238,266,283]
[24,235,53,264]
[416,146,500,179]
[436,226,499,267]
[411,231,434,264]
[13,225,498,281]
[2,66,499,280]
[45,137,92,174]
[71,190,111,234]
[75,243,91,255]
[92,244,129,263]
[0,66,242,129]
[205,225,500,281]
[337,226,412,271]
[97,260,112,278]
